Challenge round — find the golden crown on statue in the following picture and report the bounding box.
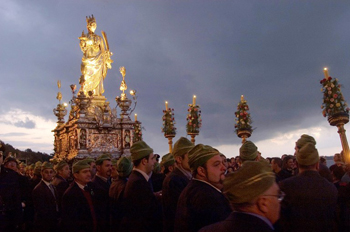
[86,15,96,24]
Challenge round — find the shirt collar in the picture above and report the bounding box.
[193,178,222,193]
[75,181,85,190]
[42,179,51,187]
[134,168,150,181]
[241,212,274,230]
[95,174,108,182]
[176,166,192,180]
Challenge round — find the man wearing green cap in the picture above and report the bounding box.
[0,140,24,231]
[121,141,162,232]
[32,162,60,232]
[279,136,337,232]
[91,154,112,231]
[175,144,231,232]
[52,160,71,201]
[109,157,133,232]
[162,137,193,232]
[200,161,282,232]
[61,159,98,232]
[239,140,261,163]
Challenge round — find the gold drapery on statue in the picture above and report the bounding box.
[79,15,113,96]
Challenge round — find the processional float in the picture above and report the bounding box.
[52,15,141,161]
[320,68,350,164]
[235,95,253,143]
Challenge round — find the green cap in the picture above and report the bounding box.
[4,156,18,165]
[34,166,42,176]
[41,161,54,171]
[239,141,258,162]
[223,161,275,204]
[130,141,153,162]
[172,137,194,158]
[161,153,175,168]
[95,153,112,165]
[296,142,319,166]
[117,157,133,177]
[72,159,91,173]
[111,159,118,166]
[296,134,316,148]
[55,160,69,172]
[35,161,43,168]
[188,144,220,171]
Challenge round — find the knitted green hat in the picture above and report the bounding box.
[55,160,69,172]
[4,156,18,166]
[41,161,54,171]
[223,161,275,204]
[95,153,112,165]
[72,159,91,173]
[111,159,118,166]
[161,153,175,168]
[296,134,316,148]
[296,142,319,166]
[117,157,133,177]
[172,137,194,158]
[239,141,258,162]
[35,161,43,168]
[130,141,153,162]
[188,144,220,171]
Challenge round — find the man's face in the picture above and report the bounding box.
[90,162,96,177]
[42,168,55,182]
[96,160,112,178]
[203,154,226,189]
[221,156,228,169]
[181,154,191,171]
[271,159,277,171]
[260,182,282,224]
[59,164,71,179]
[5,161,18,172]
[111,165,118,179]
[286,159,294,170]
[145,153,156,175]
[74,168,92,185]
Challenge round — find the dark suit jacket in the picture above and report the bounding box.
[61,182,95,232]
[32,180,59,232]
[109,177,128,232]
[174,179,232,232]
[162,167,190,232]
[91,175,110,231]
[278,170,338,232]
[121,170,162,232]
[52,175,70,202]
[199,212,274,232]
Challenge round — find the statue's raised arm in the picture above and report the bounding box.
[79,15,113,96]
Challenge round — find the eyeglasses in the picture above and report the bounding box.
[262,191,285,201]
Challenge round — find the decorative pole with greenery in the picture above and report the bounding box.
[133,114,142,143]
[162,101,176,153]
[320,68,350,163]
[186,95,202,144]
[235,95,253,144]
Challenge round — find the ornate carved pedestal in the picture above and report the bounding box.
[187,132,199,145]
[328,112,350,164]
[237,128,252,144]
[165,134,175,153]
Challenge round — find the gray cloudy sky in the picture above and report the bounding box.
[1,0,350,158]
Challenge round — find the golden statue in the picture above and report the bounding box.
[79,15,113,96]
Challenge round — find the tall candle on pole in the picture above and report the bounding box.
[193,95,196,106]
[324,68,329,79]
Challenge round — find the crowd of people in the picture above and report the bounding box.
[0,135,350,232]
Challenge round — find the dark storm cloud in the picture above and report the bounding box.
[2,1,350,153]
[14,118,36,129]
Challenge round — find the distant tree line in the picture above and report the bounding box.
[3,143,52,165]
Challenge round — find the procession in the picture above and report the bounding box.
[2,2,350,232]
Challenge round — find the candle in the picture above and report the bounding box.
[135,114,137,121]
[241,95,244,102]
[165,101,168,110]
[193,95,196,106]
[324,68,329,79]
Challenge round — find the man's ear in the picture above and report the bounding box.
[141,157,148,166]
[256,197,269,214]
[197,166,206,177]
[175,156,182,164]
[96,165,101,172]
